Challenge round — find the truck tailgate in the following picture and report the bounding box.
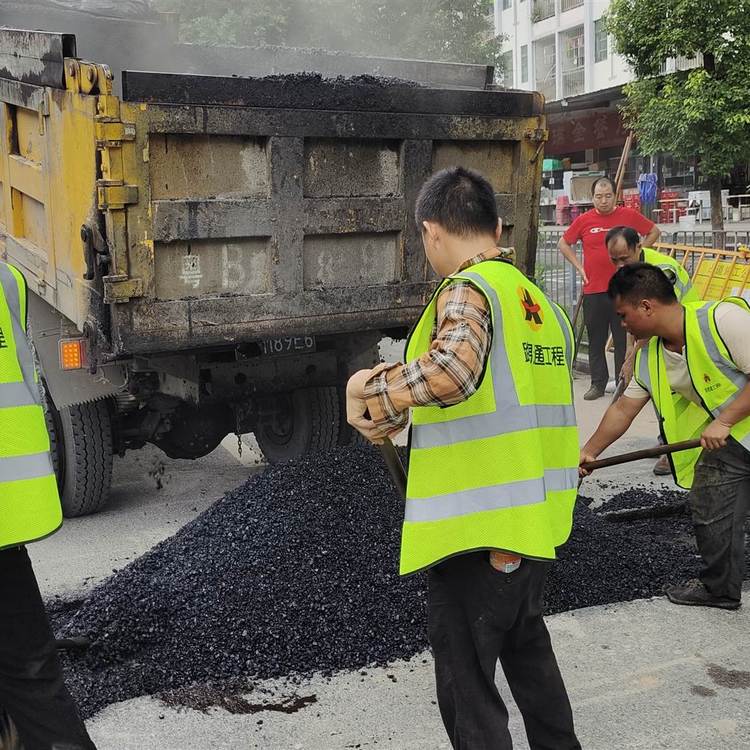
[109,72,545,354]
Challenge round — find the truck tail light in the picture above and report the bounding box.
[59,339,86,370]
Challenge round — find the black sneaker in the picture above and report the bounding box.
[665,579,740,610]
[583,385,606,401]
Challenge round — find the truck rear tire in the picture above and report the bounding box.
[255,386,339,463]
[337,385,367,446]
[45,393,114,518]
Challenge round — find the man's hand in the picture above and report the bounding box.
[346,369,405,445]
[701,418,731,451]
[578,449,598,477]
[558,237,588,285]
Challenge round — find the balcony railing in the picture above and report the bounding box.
[536,77,557,102]
[562,67,585,97]
[675,53,703,71]
[560,0,583,10]
[532,0,555,22]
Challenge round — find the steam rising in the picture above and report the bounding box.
[1,0,503,90]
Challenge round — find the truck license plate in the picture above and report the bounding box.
[259,336,316,356]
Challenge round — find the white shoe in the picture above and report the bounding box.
[604,380,617,394]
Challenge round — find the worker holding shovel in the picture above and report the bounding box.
[605,225,699,474]
[346,167,581,750]
[580,262,750,610]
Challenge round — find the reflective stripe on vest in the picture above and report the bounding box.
[401,260,579,574]
[405,467,577,522]
[642,247,697,303]
[0,262,62,550]
[0,451,55,481]
[688,299,750,452]
[0,380,39,408]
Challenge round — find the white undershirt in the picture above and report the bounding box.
[625,302,750,403]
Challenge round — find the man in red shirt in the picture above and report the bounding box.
[558,177,660,399]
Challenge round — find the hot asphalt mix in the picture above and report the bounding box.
[46,446,747,720]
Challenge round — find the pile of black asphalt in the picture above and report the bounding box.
[48,447,721,718]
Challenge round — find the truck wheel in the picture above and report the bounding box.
[46,396,114,518]
[42,380,63,482]
[336,385,367,446]
[255,387,339,463]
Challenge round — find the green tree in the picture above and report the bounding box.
[155,0,503,67]
[607,0,750,231]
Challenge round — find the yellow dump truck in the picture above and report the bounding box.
[0,18,546,516]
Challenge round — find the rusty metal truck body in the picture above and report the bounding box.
[0,19,546,515]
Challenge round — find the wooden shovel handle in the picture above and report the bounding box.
[581,438,702,472]
[379,437,407,498]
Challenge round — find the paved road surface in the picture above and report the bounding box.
[26,364,750,749]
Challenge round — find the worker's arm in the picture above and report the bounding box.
[346,277,491,444]
[558,236,589,285]
[579,394,650,475]
[643,224,661,247]
[701,381,750,451]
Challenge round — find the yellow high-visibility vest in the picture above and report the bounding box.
[642,247,698,303]
[634,298,750,488]
[0,262,62,549]
[400,259,579,575]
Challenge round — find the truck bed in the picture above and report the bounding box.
[0,28,546,358]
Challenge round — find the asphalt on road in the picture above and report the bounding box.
[27,363,750,749]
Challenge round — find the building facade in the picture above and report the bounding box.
[493,0,715,210]
[494,0,629,103]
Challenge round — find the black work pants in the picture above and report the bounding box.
[583,292,627,388]
[427,553,580,750]
[688,439,750,601]
[0,546,95,750]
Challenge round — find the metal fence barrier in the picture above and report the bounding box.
[536,228,750,317]
[535,229,581,319]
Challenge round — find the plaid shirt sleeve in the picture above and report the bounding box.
[364,280,492,429]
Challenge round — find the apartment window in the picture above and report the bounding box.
[561,26,585,97]
[534,36,556,101]
[521,45,529,83]
[501,50,514,86]
[561,0,584,10]
[532,0,555,22]
[502,0,512,9]
[563,28,585,68]
[594,18,608,62]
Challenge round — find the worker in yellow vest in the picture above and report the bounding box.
[346,167,581,750]
[580,263,750,610]
[0,261,96,749]
[606,225,700,475]
[605,226,698,304]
